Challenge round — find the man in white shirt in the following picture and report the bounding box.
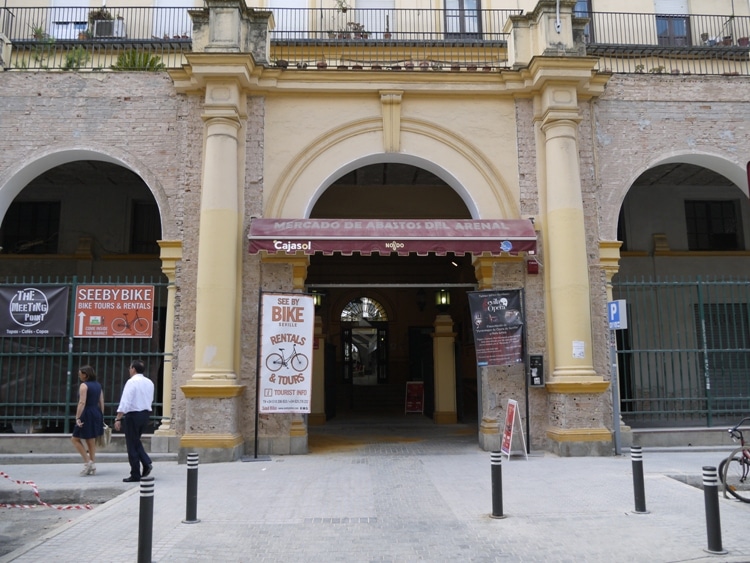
[113,359,154,482]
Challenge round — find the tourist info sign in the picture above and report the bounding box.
[74,285,154,338]
[258,293,314,414]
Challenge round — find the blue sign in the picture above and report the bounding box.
[608,299,627,330]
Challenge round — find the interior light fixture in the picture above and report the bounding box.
[435,288,450,312]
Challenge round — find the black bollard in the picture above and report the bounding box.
[183,452,200,524]
[702,466,727,555]
[630,445,649,514]
[137,476,154,563]
[490,451,506,519]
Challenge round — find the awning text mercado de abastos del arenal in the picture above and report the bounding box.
[247,218,537,256]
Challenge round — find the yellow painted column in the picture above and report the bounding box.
[541,111,599,385]
[432,314,457,424]
[192,83,243,383]
[179,80,246,460]
[155,240,182,436]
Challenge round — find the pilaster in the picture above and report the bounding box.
[380,90,403,153]
[309,315,326,425]
[152,240,182,453]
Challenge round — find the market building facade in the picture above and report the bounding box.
[1,0,749,460]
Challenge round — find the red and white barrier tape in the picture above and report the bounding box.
[0,471,92,510]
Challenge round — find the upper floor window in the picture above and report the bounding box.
[130,201,161,255]
[0,201,60,254]
[685,200,741,251]
[445,0,481,39]
[657,15,690,46]
[573,1,591,17]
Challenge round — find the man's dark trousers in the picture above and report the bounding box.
[123,410,152,479]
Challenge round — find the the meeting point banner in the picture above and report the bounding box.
[258,293,314,414]
[0,285,69,337]
[467,289,524,366]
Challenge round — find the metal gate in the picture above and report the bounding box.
[613,276,750,427]
[0,276,168,433]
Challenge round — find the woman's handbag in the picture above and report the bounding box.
[96,423,112,448]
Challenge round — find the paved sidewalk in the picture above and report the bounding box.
[1,423,749,563]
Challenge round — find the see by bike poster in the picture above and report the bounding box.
[73,285,154,338]
[258,292,314,414]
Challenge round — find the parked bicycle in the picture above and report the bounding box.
[718,417,750,503]
[265,343,309,372]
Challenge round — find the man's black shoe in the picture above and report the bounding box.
[123,476,140,482]
[142,464,153,478]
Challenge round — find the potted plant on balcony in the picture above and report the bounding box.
[335,0,350,13]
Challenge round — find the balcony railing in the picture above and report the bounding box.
[0,6,192,70]
[1,7,749,75]
[581,11,750,74]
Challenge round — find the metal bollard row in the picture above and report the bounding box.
[138,476,155,563]
[184,452,200,524]
[490,451,506,519]
[702,466,727,555]
[630,445,648,514]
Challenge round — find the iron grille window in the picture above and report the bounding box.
[0,201,60,254]
[130,201,161,255]
[685,200,740,251]
[656,15,690,46]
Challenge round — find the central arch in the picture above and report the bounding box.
[266,118,521,220]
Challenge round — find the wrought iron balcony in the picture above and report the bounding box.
[580,11,750,75]
[1,6,748,75]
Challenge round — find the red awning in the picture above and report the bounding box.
[248,218,536,256]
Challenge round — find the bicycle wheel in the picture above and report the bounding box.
[290,353,308,372]
[133,317,150,334]
[111,318,127,334]
[719,451,750,503]
[265,353,283,372]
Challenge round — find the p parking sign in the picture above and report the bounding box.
[608,299,627,330]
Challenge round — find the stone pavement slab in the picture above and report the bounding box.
[1,429,749,563]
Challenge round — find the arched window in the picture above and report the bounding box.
[340,296,388,322]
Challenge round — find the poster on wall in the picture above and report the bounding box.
[258,292,315,414]
[467,289,524,366]
[0,285,69,337]
[73,285,154,338]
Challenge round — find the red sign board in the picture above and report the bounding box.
[74,285,154,338]
[248,218,537,256]
[405,381,424,413]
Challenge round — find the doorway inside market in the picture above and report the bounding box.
[305,252,479,425]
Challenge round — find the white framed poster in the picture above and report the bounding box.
[258,293,314,414]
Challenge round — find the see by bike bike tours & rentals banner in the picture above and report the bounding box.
[258,292,314,414]
[73,285,154,338]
